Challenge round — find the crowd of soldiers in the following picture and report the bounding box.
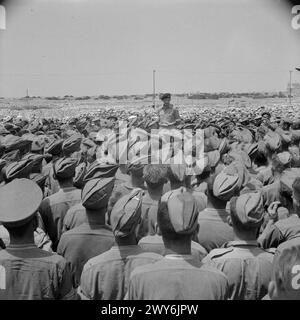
[0,93,300,300]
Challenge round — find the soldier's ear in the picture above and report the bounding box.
[268,281,277,300]
[227,216,233,227]
[32,214,38,230]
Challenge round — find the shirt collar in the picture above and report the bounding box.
[224,240,259,248]
[60,186,77,193]
[165,254,194,260]
[7,243,37,250]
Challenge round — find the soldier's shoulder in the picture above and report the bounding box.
[206,247,234,260]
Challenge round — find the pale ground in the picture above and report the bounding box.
[0,96,300,119]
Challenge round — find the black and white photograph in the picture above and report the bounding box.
[0,0,300,307]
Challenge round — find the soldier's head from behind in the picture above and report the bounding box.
[268,245,300,300]
[110,188,144,246]
[3,159,34,184]
[229,191,264,240]
[81,177,115,224]
[126,155,147,183]
[53,157,77,187]
[0,179,42,244]
[143,164,168,192]
[166,164,190,190]
[292,177,300,217]
[158,188,203,255]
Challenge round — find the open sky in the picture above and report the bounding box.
[0,0,299,97]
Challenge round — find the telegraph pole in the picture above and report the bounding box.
[153,69,156,108]
[289,70,292,105]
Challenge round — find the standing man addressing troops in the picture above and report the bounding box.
[156,93,181,129]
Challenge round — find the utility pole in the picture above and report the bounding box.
[289,70,292,104]
[153,69,156,109]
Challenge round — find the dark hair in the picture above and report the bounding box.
[229,197,260,233]
[143,164,167,189]
[253,151,268,167]
[4,215,36,238]
[292,177,300,196]
[271,154,288,175]
[166,165,185,184]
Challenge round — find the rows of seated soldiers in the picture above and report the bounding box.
[0,110,300,299]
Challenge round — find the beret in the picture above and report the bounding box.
[291,129,300,143]
[82,138,96,149]
[168,164,186,182]
[0,126,10,135]
[1,149,21,163]
[206,150,220,169]
[231,191,264,227]
[0,159,7,172]
[31,136,46,152]
[264,131,281,151]
[22,153,44,166]
[160,188,200,235]
[0,179,43,227]
[126,155,149,175]
[160,93,171,100]
[27,120,41,132]
[288,146,300,167]
[204,136,220,152]
[73,162,87,189]
[256,167,274,186]
[2,135,31,152]
[275,127,292,145]
[83,160,119,182]
[213,161,249,201]
[53,157,77,180]
[228,150,251,169]
[82,177,115,210]
[218,138,229,155]
[4,159,34,182]
[277,151,292,166]
[110,188,144,237]
[243,143,258,158]
[62,133,82,155]
[63,129,78,139]
[44,139,63,155]
[213,171,239,201]
[280,168,300,195]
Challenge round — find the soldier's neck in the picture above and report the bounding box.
[233,229,258,242]
[146,185,164,200]
[86,209,107,225]
[115,234,138,246]
[9,232,35,246]
[59,180,74,189]
[163,240,192,256]
[130,175,144,188]
[206,194,227,210]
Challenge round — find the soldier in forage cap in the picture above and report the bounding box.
[78,188,162,300]
[156,93,181,129]
[0,179,77,300]
[196,163,238,252]
[203,191,274,300]
[39,158,81,251]
[127,189,229,300]
[259,175,300,250]
[57,178,116,288]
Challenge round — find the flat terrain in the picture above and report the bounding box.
[0,96,300,119]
